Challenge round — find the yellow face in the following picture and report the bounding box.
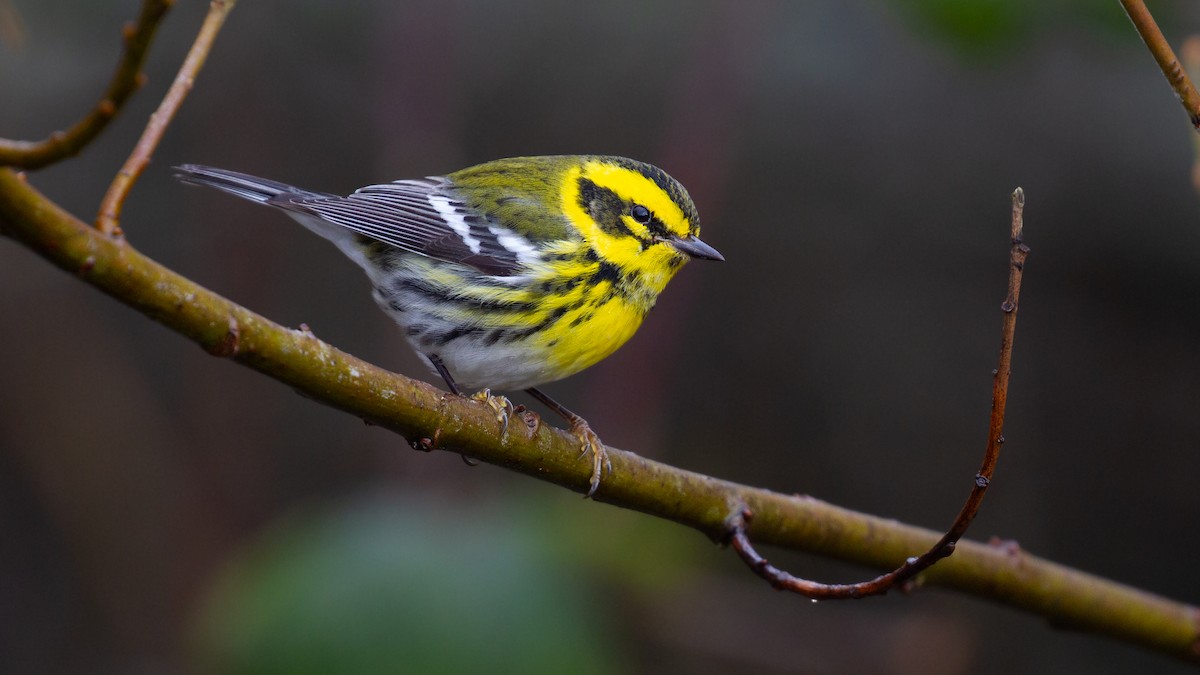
[559,157,706,295]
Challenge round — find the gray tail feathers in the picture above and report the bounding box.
[173,164,332,204]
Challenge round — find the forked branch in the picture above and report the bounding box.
[96,0,236,236]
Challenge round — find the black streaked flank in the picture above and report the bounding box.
[434,326,482,345]
[508,303,571,340]
[396,277,539,313]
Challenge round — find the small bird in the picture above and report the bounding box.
[174,155,722,496]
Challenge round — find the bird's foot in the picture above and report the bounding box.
[470,389,515,436]
[569,417,611,499]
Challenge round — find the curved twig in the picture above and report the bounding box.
[96,0,236,236]
[0,0,172,170]
[727,189,1030,599]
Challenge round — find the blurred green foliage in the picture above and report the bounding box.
[192,494,623,675]
[892,0,1164,59]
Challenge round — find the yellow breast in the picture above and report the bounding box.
[534,280,645,379]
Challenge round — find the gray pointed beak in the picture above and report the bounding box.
[666,235,724,261]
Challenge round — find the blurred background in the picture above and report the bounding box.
[3,1,1200,673]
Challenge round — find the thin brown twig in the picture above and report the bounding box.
[728,188,1030,599]
[95,0,236,236]
[0,0,172,170]
[1120,0,1200,130]
[1180,36,1200,193]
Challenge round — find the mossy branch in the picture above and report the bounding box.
[1,169,1198,662]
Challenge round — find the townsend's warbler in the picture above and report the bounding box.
[174,156,722,496]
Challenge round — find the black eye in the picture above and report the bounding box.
[630,204,652,224]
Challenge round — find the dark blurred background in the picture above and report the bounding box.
[3,1,1200,673]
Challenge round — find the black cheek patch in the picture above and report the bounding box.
[578,178,633,238]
